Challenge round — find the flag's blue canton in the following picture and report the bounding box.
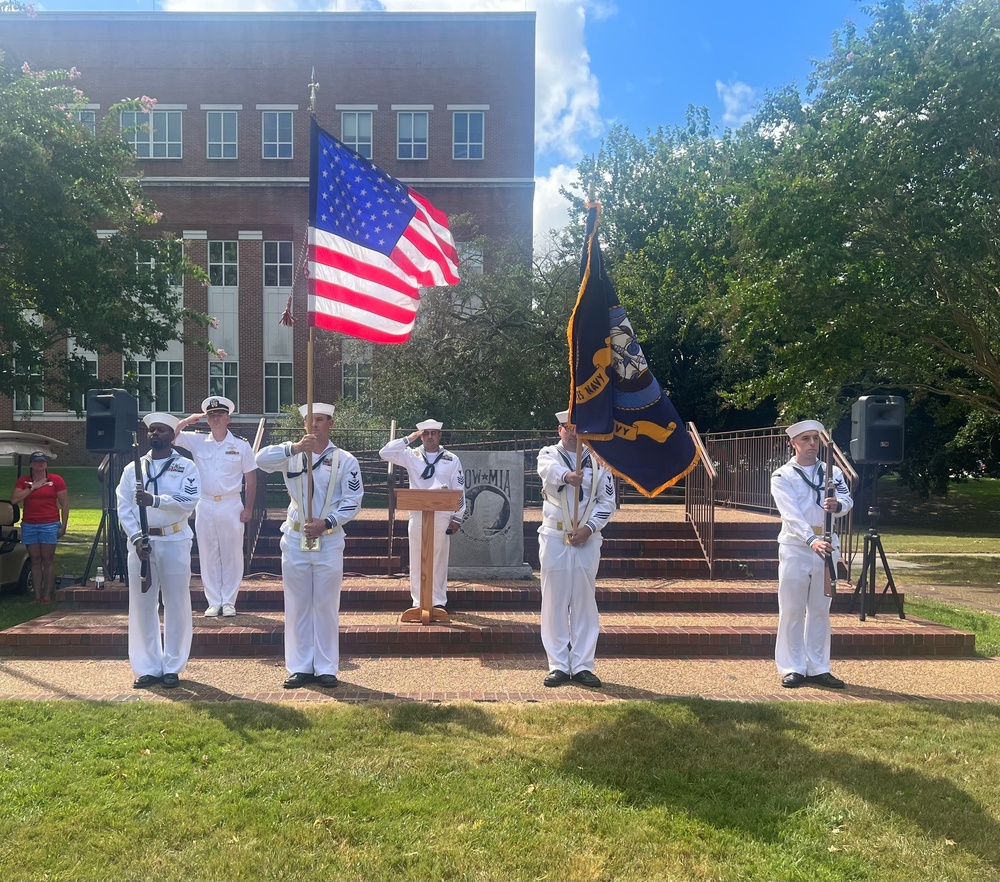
[313,129,417,258]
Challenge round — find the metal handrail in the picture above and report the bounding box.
[684,422,716,578]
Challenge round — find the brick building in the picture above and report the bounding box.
[1,11,535,460]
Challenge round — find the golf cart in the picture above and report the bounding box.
[0,430,68,593]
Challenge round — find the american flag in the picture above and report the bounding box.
[307,118,460,343]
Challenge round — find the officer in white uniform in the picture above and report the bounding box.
[116,412,200,690]
[536,410,616,688]
[379,419,466,609]
[255,403,364,689]
[174,396,258,617]
[770,419,853,689]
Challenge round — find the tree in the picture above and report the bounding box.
[0,50,207,409]
[358,229,581,430]
[721,0,1000,421]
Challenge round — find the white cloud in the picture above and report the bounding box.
[715,79,758,127]
[533,163,581,250]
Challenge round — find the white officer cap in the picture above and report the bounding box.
[143,412,180,432]
[416,419,443,431]
[786,419,825,439]
[202,395,235,415]
[555,410,570,424]
[299,403,335,418]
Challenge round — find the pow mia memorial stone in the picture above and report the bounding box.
[448,451,532,580]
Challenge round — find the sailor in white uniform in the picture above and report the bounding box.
[116,412,200,690]
[255,403,364,689]
[770,419,853,689]
[379,419,466,609]
[174,396,257,617]
[536,411,616,688]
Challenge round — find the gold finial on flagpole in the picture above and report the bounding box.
[309,67,319,114]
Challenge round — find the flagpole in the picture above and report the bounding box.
[572,157,598,532]
[304,68,319,535]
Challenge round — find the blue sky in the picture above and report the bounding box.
[30,0,871,246]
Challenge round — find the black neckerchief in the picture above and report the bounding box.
[144,454,178,496]
[792,461,825,507]
[287,445,334,479]
[420,448,446,480]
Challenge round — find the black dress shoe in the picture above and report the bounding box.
[161,673,179,688]
[315,674,339,688]
[572,670,602,688]
[133,674,161,689]
[808,672,846,689]
[781,672,806,688]
[283,672,314,689]
[543,670,571,687]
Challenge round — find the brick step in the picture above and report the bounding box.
[58,577,887,614]
[0,610,970,660]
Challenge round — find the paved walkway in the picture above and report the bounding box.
[1,655,998,704]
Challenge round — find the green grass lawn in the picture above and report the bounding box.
[2,700,1000,881]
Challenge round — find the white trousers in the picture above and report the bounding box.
[279,530,345,676]
[407,511,452,607]
[127,538,193,678]
[195,497,245,607]
[775,542,835,676]
[538,530,602,675]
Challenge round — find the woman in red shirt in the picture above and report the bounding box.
[10,451,70,603]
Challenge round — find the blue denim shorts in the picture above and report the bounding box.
[22,522,60,545]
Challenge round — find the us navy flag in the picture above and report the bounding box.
[568,204,698,496]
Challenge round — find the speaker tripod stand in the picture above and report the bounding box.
[849,505,905,621]
[79,452,129,586]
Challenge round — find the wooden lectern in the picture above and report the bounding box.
[395,488,463,625]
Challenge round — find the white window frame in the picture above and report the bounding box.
[131,358,184,413]
[263,240,293,288]
[264,361,294,415]
[208,240,239,287]
[209,360,239,410]
[121,108,183,159]
[341,110,373,159]
[207,110,238,160]
[261,110,294,159]
[452,111,485,160]
[396,110,429,160]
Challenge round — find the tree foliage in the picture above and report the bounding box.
[722,0,1000,421]
[0,50,207,409]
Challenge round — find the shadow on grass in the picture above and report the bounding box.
[384,702,508,736]
[559,700,1000,873]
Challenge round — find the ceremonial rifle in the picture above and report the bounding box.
[132,431,152,593]
[823,441,838,598]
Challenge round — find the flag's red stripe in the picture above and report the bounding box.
[400,227,460,285]
[308,311,412,344]
[309,242,416,297]
[311,278,418,326]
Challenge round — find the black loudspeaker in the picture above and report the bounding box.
[850,395,905,464]
[85,389,139,453]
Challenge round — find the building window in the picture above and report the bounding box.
[207,110,237,159]
[13,373,43,414]
[397,111,428,160]
[341,340,373,404]
[262,110,293,159]
[121,109,182,159]
[341,111,373,159]
[453,111,484,160]
[264,362,293,414]
[209,360,239,409]
[138,240,184,288]
[264,241,293,287]
[456,242,484,277]
[209,240,239,287]
[76,109,96,135]
[134,359,184,413]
